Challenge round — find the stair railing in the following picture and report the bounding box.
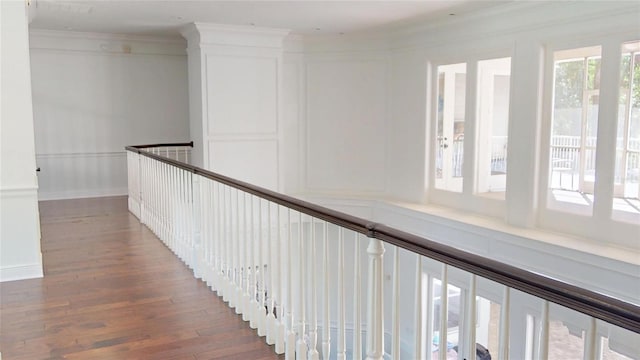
[126,142,639,360]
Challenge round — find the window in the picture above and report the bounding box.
[476,58,511,196]
[613,41,640,223]
[435,63,467,193]
[547,46,602,215]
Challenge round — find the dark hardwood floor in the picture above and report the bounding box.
[0,196,282,360]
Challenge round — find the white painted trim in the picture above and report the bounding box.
[181,22,289,49]
[29,29,185,44]
[38,187,128,201]
[36,151,126,159]
[0,185,39,196]
[0,261,44,282]
[29,29,187,56]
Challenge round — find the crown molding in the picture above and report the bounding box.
[180,22,290,49]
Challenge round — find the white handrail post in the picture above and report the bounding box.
[366,236,385,360]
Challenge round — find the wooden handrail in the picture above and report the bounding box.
[126,142,640,334]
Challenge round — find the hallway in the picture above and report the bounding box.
[0,196,281,360]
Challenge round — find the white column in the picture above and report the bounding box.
[0,0,43,282]
[365,238,385,360]
[506,40,544,227]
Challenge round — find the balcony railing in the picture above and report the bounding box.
[126,142,639,360]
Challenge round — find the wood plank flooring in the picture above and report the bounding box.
[0,196,283,360]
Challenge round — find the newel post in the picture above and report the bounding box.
[366,224,385,360]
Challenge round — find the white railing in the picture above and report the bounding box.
[127,144,640,360]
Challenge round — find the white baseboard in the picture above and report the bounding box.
[38,188,128,201]
[0,261,43,282]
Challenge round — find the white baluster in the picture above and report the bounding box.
[392,246,400,360]
[366,237,385,360]
[214,182,222,295]
[464,274,477,360]
[353,233,362,360]
[537,301,549,360]
[275,205,285,354]
[337,228,346,360]
[322,221,331,360]
[227,186,234,305]
[296,212,308,360]
[285,209,296,360]
[267,202,277,345]
[192,175,202,278]
[439,264,448,360]
[242,192,251,322]
[415,254,423,360]
[584,317,597,360]
[221,185,229,303]
[498,287,510,360]
[425,273,434,360]
[257,199,268,337]
[234,188,243,314]
[249,195,259,329]
[308,218,319,360]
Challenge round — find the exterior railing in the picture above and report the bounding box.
[126,142,639,360]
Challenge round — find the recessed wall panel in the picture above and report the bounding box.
[206,55,278,135]
[209,140,279,191]
[306,60,387,192]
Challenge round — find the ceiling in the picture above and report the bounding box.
[28,0,509,37]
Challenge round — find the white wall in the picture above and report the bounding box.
[1,0,43,281]
[285,3,640,356]
[29,30,189,200]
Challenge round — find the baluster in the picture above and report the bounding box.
[464,274,477,360]
[297,212,308,360]
[227,186,235,307]
[242,192,251,322]
[353,233,362,360]
[234,188,242,314]
[285,209,296,360]
[392,246,400,359]
[415,254,423,360]
[200,178,209,285]
[219,184,227,301]
[267,202,277,345]
[249,195,259,329]
[583,317,597,360]
[216,182,225,298]
[308,218,319,360]
[258,199,268,337]
[322,221,331,360]
[438,264,448,360]
[275,205,285,354]
[365,237,385,360]
[498,287,510,360]
[537,301,549,360]
[192,175,202,277]
[425,273,434,360]
[229,187,242,315]
[337,228,346,360]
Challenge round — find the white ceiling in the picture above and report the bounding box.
[29,0,509,37]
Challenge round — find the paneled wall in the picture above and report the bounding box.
[30,31,189,200]
[182,24,289,192]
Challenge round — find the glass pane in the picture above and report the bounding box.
[613,41,640,224]
[547,46,602,215]
[431,279,461,358]
[477,57,511,196]
[435,63,467,192]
